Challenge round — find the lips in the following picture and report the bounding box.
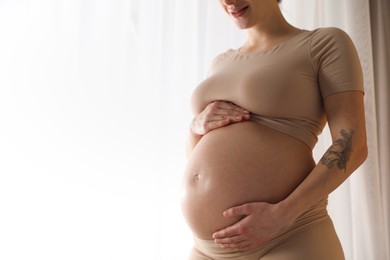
[230,6,249,18]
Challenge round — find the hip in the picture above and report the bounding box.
[189,198,345,260]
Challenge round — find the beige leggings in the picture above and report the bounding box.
[188,198,345,260]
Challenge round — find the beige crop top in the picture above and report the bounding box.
[191,27,364,149]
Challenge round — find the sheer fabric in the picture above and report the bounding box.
[369,0,390,258]
[0,0,388,259]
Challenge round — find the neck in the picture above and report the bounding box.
[243,5,300,51]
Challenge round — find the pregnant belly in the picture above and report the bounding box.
[181,121,315,239]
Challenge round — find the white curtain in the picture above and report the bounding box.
[280,1,388,259]
[0,1,388,259]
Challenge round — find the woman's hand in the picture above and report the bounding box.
[190,101,250,136]
[212,201,294,251]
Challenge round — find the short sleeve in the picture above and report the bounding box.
[311,27,364,98]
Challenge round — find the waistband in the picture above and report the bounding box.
[271,196,328,242]
[193,197,329,259]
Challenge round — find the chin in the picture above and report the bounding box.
[233,21,252,30]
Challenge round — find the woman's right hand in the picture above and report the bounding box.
[190,101,251,136]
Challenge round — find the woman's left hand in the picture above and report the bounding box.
[212,201,294,251]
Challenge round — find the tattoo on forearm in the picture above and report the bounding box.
[320,129,355,172]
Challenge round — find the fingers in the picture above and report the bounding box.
[223,203,254,217]
[222,240,254,251]
[211,118,231,129]
[191,101,251,135]
[212,101,250,118]
[214,235,256,251]
[214,235,244,246]
[212,223,241,240]
[216,238,265,251]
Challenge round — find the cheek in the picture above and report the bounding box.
[218,1,229,14]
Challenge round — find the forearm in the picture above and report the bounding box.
[279,128,368,222]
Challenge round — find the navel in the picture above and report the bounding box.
[193,173,200,182]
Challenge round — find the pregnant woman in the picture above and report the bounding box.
[181,0,368,259]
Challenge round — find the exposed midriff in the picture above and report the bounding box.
[181,121,316,239]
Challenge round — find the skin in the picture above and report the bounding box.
[218,0,302,54]
[186,0,368,251]
[186,101,250,156]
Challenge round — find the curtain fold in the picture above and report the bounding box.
[369,0,390,258]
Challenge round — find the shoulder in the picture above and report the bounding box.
[312,27,350,38]
[311,27,355,49]
[310,27,359,65]
[311,28,364,97]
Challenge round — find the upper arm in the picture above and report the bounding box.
[312,27,364,98]
[313,28,367,161]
